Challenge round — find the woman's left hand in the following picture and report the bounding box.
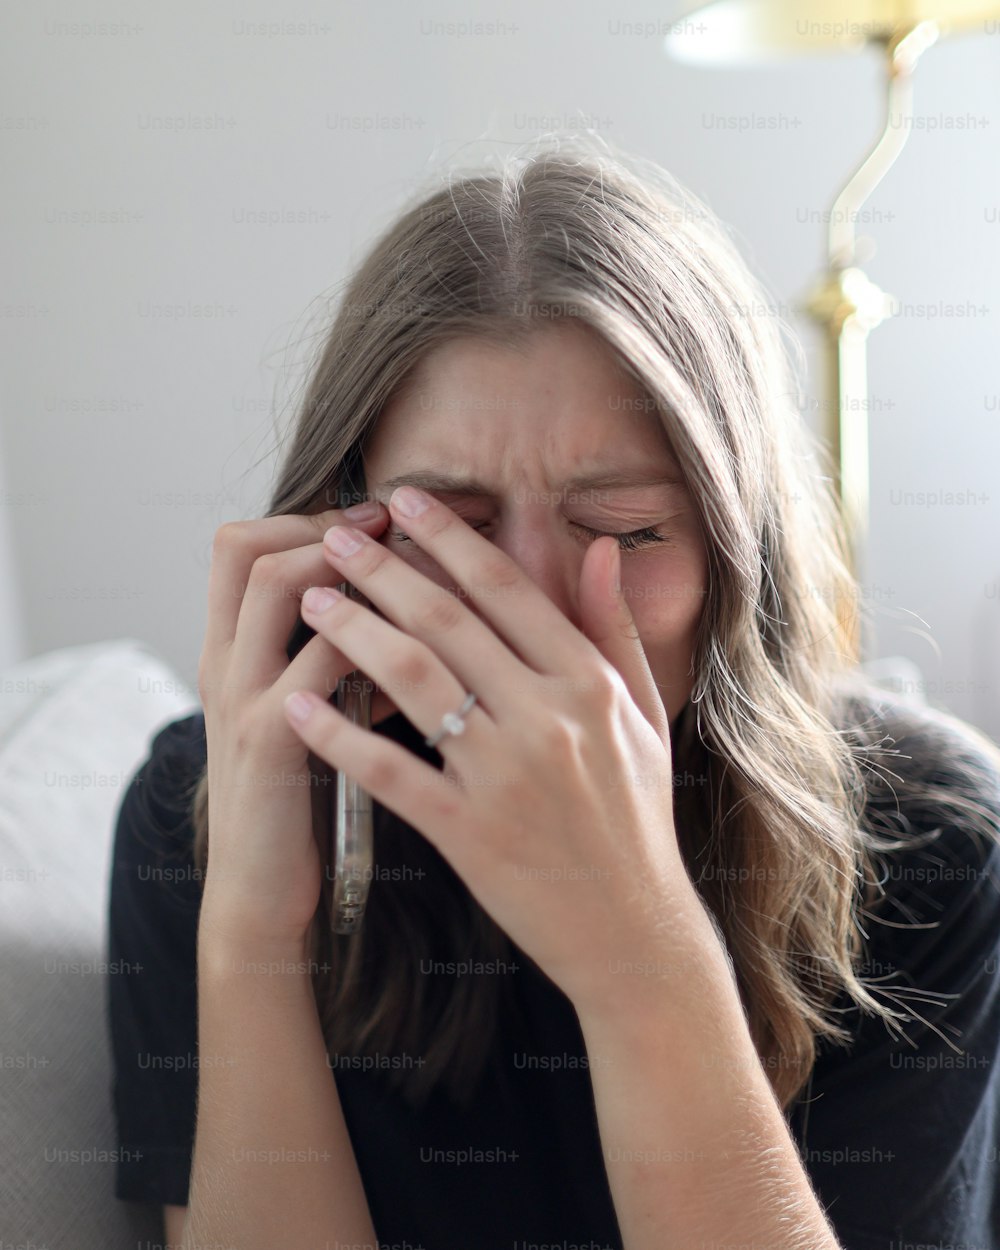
[283,484,704,1016]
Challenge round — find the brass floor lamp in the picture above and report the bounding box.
[664,0,999,663]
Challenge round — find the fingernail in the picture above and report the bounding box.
[391,485,431,517]
[285,691,317,724]
[343,500,379,520]
[325,526,364,557]
[302,585,343,613]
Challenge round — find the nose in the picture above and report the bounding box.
[483,524,583,633]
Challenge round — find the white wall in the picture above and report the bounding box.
[3,1,999,739]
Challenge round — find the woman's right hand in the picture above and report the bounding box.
[196,501,397,951]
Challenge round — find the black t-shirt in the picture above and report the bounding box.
[106,692,1000,1249]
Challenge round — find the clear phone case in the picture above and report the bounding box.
[330,579,374,934]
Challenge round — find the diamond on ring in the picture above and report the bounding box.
[425,691,478,748]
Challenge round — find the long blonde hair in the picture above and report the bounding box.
[188,133,1000,1114]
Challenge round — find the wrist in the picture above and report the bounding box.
[197,896,316,974]
[196,924,325,1022]
[571,884,735,1033]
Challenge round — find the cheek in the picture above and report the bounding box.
[621,550,708,642]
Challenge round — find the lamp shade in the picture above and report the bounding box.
[664,0,1000,62]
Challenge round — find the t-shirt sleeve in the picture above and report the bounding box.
[105,712,207,1207]
[789,784,1000,1249]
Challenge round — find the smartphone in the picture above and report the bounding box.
[330,483,374,934]
[284,483,374,935]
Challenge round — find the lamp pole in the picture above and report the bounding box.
[802,23,938,664]
[663,4,1000,663]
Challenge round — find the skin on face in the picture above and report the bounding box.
[361,319,709,729]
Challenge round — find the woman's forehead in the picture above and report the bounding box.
[369,336,674,456]
[392,321,641,398]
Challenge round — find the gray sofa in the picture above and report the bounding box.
[0,639,198,1248]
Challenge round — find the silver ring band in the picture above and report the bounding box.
[424,691,478,748]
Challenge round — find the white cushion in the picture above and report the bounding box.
[0,639,199,1246]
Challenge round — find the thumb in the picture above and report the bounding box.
[579,538,672,749]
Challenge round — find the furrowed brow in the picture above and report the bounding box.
[375,468,686,497]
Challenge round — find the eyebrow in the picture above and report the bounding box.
[374,468,687,497]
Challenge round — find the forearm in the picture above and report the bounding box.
[182,914,378,1250]
[575,902,842,1250]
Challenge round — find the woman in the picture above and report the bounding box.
[108,135,1000,1249]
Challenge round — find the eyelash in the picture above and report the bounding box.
[389,523,671,552]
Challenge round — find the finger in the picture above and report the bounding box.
[201,505,389,690]
[267,630,405,730]
[374,487,608,680]
[267,629,402,727]
[281,689,466,859]
[319,518,531,723]
[298,584,494,752]
[228,541,363,695]
[579,538,673,748]
[369,689,402,726]
[203,505,388,655]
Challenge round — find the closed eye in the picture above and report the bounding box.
[388,522,673,552]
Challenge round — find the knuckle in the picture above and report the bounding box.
[211,520,248,556]
[476,551,522,600]
[528,712,584,761]
[545,713,579,750]
[586,665,622,710]
[387,645,436,697]
[238,551,287,608]
[553,663,619,714]
[357,751,398,796]
[248,550,284,585]
[355,540,390,578]
[409,589,465,637]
